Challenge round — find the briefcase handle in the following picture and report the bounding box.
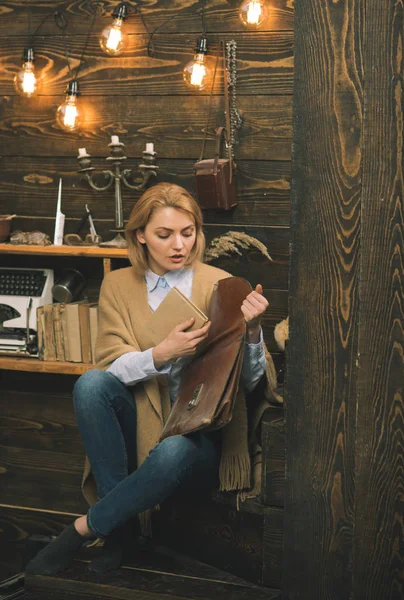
[213,127,233,183]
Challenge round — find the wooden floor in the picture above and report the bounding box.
[1,539,281,600]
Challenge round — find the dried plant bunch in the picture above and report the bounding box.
[274,317,289,351]
[204,231,272,263]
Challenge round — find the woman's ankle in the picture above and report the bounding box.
[74,515,93,538]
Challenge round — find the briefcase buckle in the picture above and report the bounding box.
[188,384,203,409]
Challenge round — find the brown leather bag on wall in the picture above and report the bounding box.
[194,126,238,211]
[160,277,252,440]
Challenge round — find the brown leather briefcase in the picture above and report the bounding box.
[160,277,252,440]
[194,127,238,211]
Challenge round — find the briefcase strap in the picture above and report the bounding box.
[212,127,228,174]
[199,47,221,162]
[198,42,234,184]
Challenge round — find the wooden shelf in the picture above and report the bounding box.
[0,356,94,375]
[0,243,128,259]
[0,243,121,373]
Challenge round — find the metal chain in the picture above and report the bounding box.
[225,40,243,159]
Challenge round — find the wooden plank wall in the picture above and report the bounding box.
[284,0,403,598]
[0,0,293,535]
[353,0,404,596]
[0,0,293,355]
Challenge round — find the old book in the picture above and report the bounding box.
[78,302,97,364]
[147,286,208,346]
[64,302,82,363]
[89,304,99,364]
[60,304,70,362]
[43,303,57,361]
[53,303,66,362]
[36,306,45,361]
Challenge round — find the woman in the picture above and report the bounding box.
[25,182,282,576]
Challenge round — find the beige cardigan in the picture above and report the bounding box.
[82,261,282,516]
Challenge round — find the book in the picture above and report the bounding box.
[53,303,66,362]
[36,306,45,360]
[43,303,57,361]
[60,304,70,362]
[79,302,99,365]
[78,303,91,364]
[64,302,82,363]
[147,286,209,346]
[89,304,99,364]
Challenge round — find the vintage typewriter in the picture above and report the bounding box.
[0,267,54,356]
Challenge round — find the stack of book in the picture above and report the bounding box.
[36,301,99,364]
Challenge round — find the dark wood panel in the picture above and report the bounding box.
[283,0,362,596]
[0,156,291,226]
[26,559,281,600]
[0,540,26,582]
[0,370,81,395]
[0,505,74,542]
[0,444,87,513]
[0,0,294,35]
[0,389,83,455]
[261,407,285,507]
[262,508,283,589]
[0,415,83,455]
[353,0,404,597]
[155,494,266,586]
[0,389,77,426]
[1,32,293,96]
[0,95,292,161]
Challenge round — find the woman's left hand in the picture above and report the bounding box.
[241,284,268,343]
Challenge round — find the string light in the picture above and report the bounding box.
[99,2,128,56]
[183,37,211,91]
[54,7,97,132]
[14,48,37,97]
[239,0,267,28]
[56,80,82,132]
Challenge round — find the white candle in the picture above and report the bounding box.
[146,143,154,153]
[111,135,120,145]
[78,147,87,156]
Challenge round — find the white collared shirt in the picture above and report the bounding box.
[107,267,266,402]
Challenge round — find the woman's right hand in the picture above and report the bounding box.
[152,318,211,368]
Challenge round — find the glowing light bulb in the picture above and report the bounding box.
[239,0,267,28]
[183,38,211,91]
[99,3,128,56]
[100,18,125,55]
[56,80,82,133]
[14,48,37,97]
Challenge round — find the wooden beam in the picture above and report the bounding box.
[353,0,404,597]
[284,0,362,596]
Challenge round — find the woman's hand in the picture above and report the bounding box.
[241,284,268,343]
[152,319,211,368]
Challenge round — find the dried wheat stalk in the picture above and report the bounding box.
[204,231,272,263]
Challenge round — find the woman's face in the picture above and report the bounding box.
[136,207,197,275]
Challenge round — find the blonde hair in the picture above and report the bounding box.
[125,182,205,274]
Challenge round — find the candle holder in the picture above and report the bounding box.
[77,138,158,248]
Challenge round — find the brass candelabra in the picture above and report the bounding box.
[77,137,158,248]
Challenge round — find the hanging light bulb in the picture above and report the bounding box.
[99,2,128,56]
[183,37,211,91]
[14,48,37,97]
[56,80,82,132]
[239,0,267,28]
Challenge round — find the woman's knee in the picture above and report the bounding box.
[152,435,199,469]
[73,370,110,413]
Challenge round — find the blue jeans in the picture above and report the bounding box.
[73,370,221,539]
